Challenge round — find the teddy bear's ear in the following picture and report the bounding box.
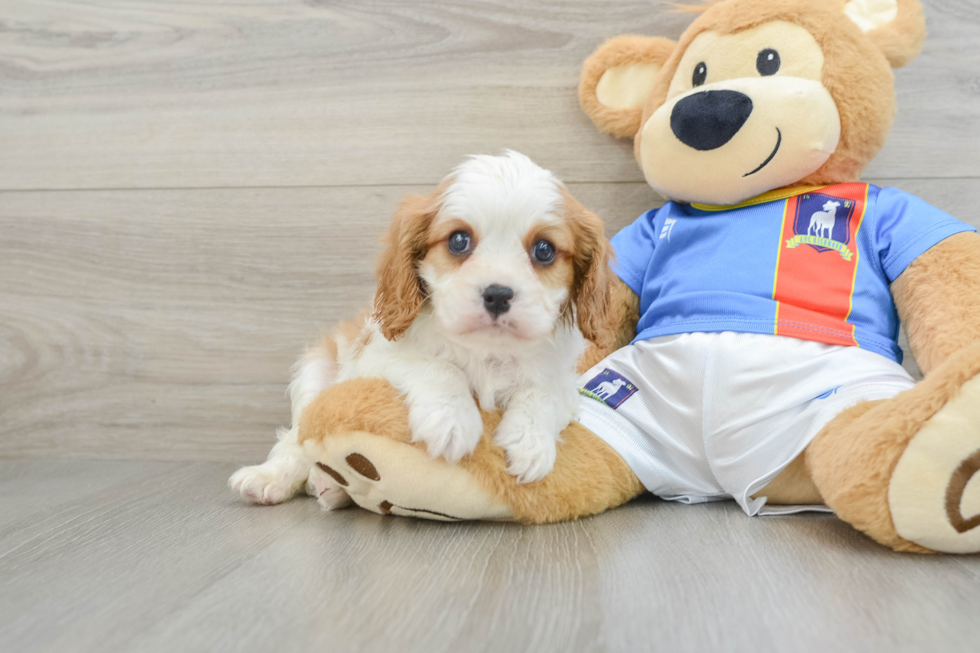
[843,0,926,68]
[579,35,677,139]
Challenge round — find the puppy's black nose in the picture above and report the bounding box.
[670,90,753,151]
[482,284,513,317]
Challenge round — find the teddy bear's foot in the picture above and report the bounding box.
[307,462,354,511]
[303,430,515,521]
[888,372,980,553]
[807,342,980,553]
[298,377,646,524]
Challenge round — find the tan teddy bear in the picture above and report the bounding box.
[294,0,980,554]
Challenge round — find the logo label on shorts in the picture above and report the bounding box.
[580,368,638,409]
[815,386,841,400]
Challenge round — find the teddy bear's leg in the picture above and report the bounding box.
[298,378,645,524]
[804,340,980,553]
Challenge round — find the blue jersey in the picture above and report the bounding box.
[610,183,975,363]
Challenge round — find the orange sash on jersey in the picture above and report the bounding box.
[771,183,869,346]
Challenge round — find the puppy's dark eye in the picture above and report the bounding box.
[447,230,472,255]
[692,62,707,87]
[756,49,780,76]
[531,239,556,265]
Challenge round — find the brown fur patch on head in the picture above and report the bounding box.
[418,216,475,279]
[373,184,448,341]
[524,222,576,308]
[560,188,612,348]
[633,0,922,184]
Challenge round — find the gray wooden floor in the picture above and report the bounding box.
[1,1,979,651]
[1,460,979,653]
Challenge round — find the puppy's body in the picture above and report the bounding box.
[344,309,586,475]
[231,151,609,505]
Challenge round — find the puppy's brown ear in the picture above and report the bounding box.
[563,189,612,348]
[579,35,676,138]
[373,191,440,340]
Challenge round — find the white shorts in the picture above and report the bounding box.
[577,332,915,516]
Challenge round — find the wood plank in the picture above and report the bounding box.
[0,0,978,190]
[1,178,976,461]
[0,460,978,653]
[0,181,657,461]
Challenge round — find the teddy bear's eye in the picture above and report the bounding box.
[692,62,707,87]
[756,49,780,76]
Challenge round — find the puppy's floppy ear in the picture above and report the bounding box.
[562,189,612,348]
[843,0,926,68]
[373,191,440,341]
[579,35,677,139]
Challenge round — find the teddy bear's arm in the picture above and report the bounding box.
[579,276,640,372]
[891,231,980,375]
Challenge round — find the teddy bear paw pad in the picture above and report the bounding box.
[889,373,980,553]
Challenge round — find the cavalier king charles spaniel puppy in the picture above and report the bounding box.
[230,151,610,506]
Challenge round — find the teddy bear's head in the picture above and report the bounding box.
[580,0,926,206]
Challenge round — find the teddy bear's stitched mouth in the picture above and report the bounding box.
[743,127,782,177]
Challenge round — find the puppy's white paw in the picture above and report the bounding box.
[308,465,353,511]
[408,395,483,463]
[229,462,305,505]
[494,413,558,484]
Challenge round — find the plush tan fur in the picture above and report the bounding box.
[297,0,980,554]
[299,377,645,523]
[891,232,980,375]
[864,0,926,68]
[579,35,678,138]
[299,378,415,448]
[461,416,645,524]
[579,0,918,187]
[664,0,898,186]
[805,340,980,552]
[755,453,822,505]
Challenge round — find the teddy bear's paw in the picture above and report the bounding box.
[303,432,514,521]
[494,413,558,484]
[307,463,353,511]
[889,373,980,554]
[407,394,483,463]
[228,459,307,505]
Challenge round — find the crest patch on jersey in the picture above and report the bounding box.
[772,183,869,348]
[786,191,859,260]
[580,368,638,409]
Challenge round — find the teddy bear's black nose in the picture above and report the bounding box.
[670,90,753,151]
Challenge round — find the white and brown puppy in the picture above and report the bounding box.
[230,151,610,505]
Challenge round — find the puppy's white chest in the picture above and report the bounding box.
[463,354,524,411]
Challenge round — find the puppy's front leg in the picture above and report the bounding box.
[494,387,573,484]
[385,359,483,463]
